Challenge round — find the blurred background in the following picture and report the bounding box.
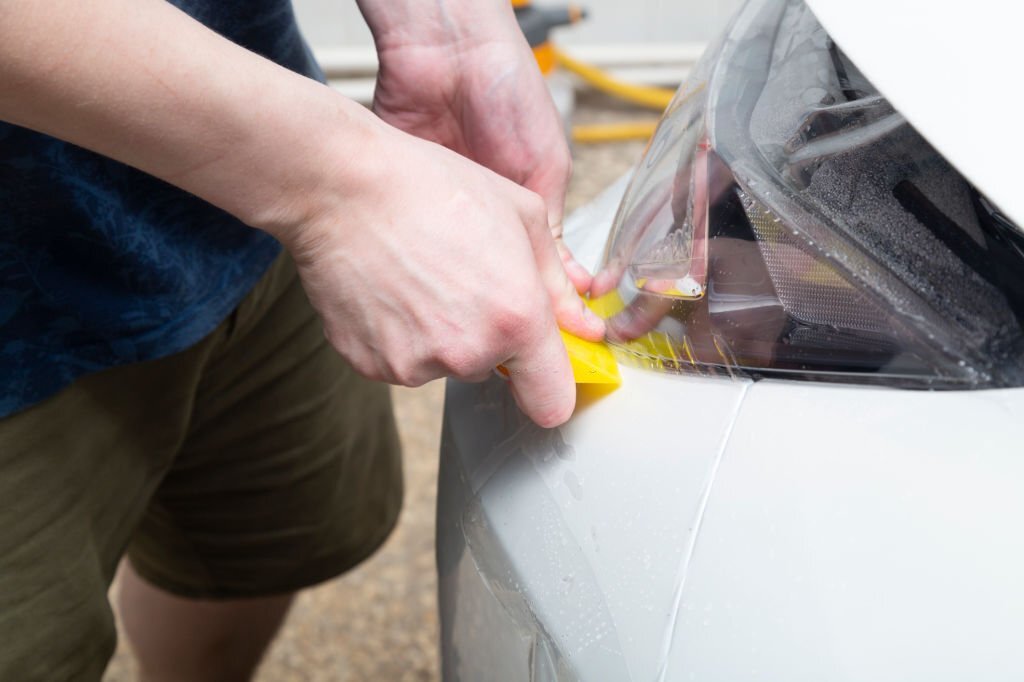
[291,0,741,104]
[293,0,739,49]
[104,1,739,680]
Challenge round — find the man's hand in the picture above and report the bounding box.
[279,123,590,426]
[0,0,599,426]
[357,0,597,301]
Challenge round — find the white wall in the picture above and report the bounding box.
[291,0,743,50]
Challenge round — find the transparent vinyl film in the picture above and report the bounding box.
[591,0,1024,387]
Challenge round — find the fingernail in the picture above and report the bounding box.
[583,303,605,333]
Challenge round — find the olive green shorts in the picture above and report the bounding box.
[0,254,403,681]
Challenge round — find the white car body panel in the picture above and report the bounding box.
[805,0,1024,227]
[438,3,1024,679]
[664,380,1024,681]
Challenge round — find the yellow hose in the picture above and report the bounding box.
[572,121,658,144]
[554,47,676,111]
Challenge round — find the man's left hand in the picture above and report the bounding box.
[359,0,593,293]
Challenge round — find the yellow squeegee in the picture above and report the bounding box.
[559,330,620,386]
[497,329,621,387]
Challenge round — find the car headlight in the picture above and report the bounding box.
[590,0,1024,387]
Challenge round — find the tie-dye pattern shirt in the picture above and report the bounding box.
[0,0,323,416]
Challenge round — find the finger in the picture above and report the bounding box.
[589,258,628,299]
[502,316,576,428]
[606,291,675,343]
[524,142,572,235]
[518,195,606,342]
[555,236,593,294]
[521,142,573,268]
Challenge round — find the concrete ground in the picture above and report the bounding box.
[103,94,655,682]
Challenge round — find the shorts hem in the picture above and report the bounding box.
[127,502,403,601]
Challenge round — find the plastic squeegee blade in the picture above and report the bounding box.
[560,330,621,386]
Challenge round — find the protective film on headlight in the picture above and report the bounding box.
[591,0,1024,387]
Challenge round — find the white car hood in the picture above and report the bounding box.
[806,0,1023,228]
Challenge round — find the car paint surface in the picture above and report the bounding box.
[438,171,1024,680]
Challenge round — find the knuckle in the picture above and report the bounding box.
[346,352,387,384]
[492,301,539,346]
[524,192,547,219]
[553,288,584,321]
[438,345,488,379]
[361,365,388,383]
[514,189,546,224]
[385,358,425,387]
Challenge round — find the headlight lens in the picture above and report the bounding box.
[591,0,1024,387]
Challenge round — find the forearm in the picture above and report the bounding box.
[0,0,381,236]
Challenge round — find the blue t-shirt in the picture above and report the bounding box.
[0,0,324,417]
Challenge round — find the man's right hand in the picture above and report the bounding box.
[274,124,592,427]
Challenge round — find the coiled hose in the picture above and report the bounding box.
[554,47,675,143]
